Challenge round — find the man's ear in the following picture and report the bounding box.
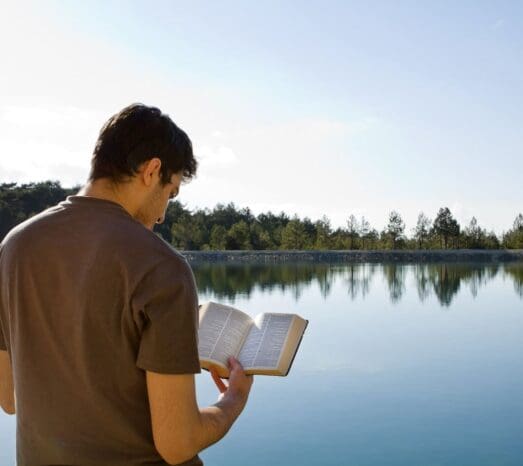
[140,158,162,187]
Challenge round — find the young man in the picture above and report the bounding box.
[0,103,253,465]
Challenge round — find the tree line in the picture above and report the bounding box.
[1,181,522,250]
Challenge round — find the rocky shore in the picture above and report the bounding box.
[182,249,523,264]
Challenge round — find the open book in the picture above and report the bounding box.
[198,302,308,378]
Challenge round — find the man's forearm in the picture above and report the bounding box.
[195,393,247,452]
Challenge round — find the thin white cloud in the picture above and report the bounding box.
[237,116,379,140]
[492,19,505,30]
[450,202,471,229]
[195,144,238,167]
[0,104,104,186]
[181,115,382,225]
[0,139,88,186]
[0,164,25,182]
[248,202,301,216]
[1,105,99,130]
[211,130,226,139]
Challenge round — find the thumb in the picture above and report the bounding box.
[228,356,244,371]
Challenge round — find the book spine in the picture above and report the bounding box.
[284,320,309,376]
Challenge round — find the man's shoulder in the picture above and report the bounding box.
[1,203,64,251]
[101,215,192,279]
[140,231,190,269]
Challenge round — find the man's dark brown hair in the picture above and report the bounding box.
[89,103,197,184]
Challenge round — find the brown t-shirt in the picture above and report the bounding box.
[0,196,203,466]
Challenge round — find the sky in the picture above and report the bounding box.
[1,0,522,234]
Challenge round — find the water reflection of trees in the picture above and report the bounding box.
[383,264,406,303]
[192,263,335,301]
[413,264,500,306]
[192,262,523,305]
[504,264,523,298]
[343,264,377,300]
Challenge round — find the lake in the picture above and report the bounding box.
[1,262,522,465]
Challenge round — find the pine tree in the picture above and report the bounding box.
[433,207,460,249]
[346,214,359,249]
[413,212,431,249]
[386,211,405,249]
[359,216,371,249]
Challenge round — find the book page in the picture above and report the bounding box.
[238,313,294,369]
[198,302,253,367]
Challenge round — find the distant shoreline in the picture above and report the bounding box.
[182,249,523,264]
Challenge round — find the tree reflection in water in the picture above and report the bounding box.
[343,264,376,300]
[192,263,335,302]
[504,264,523,298]
[191,262,523,306]
[382,264,406,304]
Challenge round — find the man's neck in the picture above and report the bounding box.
[78,179,138,218]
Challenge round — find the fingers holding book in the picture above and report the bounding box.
[210,366,227,394]
[227,356,254,399]
[210,356,254,402]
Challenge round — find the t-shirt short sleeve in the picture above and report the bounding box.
[132,257,201,374]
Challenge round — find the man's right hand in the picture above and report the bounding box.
[147,357,253,465]
[210,357,254,406]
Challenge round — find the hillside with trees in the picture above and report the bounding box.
[1,181,522,250]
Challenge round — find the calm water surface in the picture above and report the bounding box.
[1,262,522,465]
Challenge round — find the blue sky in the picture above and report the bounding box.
[1,0,522,234]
